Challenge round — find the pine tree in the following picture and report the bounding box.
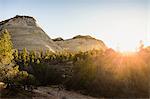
[29,50,36,63]
[0,30,20,85]
[13,49,19,61]
[0,29,13,64]
[21,48,29,64]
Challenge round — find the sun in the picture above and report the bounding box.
[116,40,146,53]
[116,42,139,52]
[118,45,137,52]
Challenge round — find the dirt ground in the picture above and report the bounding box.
[32,86,99,99]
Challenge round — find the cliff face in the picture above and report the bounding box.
[0,15,62,52]
[54,35,107,53]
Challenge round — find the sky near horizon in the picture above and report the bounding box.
[0,0,149,51]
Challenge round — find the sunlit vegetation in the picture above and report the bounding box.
[0,30,35,97]
[67,49,150,98]
[1,30,150,98]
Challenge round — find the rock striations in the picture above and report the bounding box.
[54,35,107,53]
[0,15,62,52]
[0,15,107,53]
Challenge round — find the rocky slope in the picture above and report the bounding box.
[54,35,107,53]
[0,15,107,53]
[0,15,62,52]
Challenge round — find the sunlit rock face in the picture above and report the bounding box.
[0,15,62,52]
[54,35,107,53]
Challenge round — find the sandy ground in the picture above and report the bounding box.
[32,86,99,99]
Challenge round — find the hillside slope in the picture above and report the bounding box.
[0,15,62,52]
[54,35,107,52]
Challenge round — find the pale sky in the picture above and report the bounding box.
[0,0,149,51]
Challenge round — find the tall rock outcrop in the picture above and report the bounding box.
[0,15,62,52]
